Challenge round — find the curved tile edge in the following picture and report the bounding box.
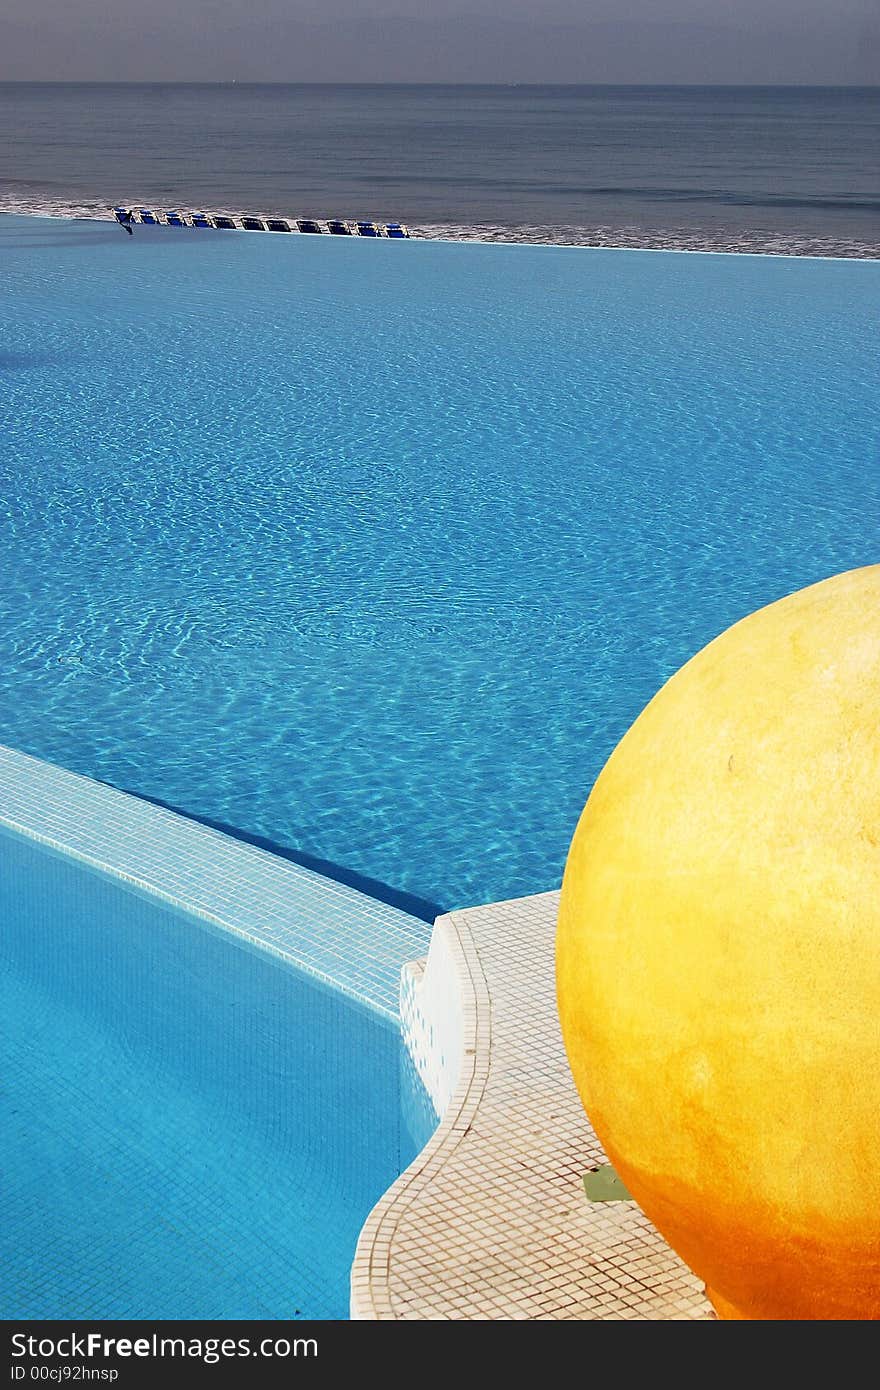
[350,910,490,1319]
[350,890,712,1321]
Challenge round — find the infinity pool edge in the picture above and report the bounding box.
[0,742,430,1021]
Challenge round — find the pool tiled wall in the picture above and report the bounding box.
[0,743,431,1020]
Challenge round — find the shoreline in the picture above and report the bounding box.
[3,204,877,260]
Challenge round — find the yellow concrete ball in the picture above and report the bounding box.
[556,565,880,1321]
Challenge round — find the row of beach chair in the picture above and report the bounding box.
[114,208,410,237]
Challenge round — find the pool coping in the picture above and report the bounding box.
[351,906,489,1318]
[0,743,430,1021]
[351,891,712,1319]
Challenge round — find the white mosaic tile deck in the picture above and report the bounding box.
[352,891,712,1319]
[0,744,430,1019]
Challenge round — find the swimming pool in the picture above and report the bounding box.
[1,216,878,912]
[0,812,424,1319]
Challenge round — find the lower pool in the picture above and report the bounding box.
[0,821,422,1320]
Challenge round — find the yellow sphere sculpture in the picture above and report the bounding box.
[557,565,880,1321]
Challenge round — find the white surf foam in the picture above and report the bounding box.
[0,197,876,259]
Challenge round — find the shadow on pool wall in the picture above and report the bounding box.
[108,781,444,924]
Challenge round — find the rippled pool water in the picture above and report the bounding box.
[1,215,878,911]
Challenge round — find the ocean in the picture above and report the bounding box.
[1,82,877,254]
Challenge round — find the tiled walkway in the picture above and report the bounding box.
[0,744,430,1019]
[352,891,711,1318]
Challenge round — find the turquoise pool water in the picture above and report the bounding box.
[1,216,878,912]
[0,821,422,1319]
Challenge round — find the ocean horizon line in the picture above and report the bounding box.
[2,79,879,90]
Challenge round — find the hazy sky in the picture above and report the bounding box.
[1,0,878,84]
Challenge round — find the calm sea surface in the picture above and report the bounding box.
[1,83,877,254]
